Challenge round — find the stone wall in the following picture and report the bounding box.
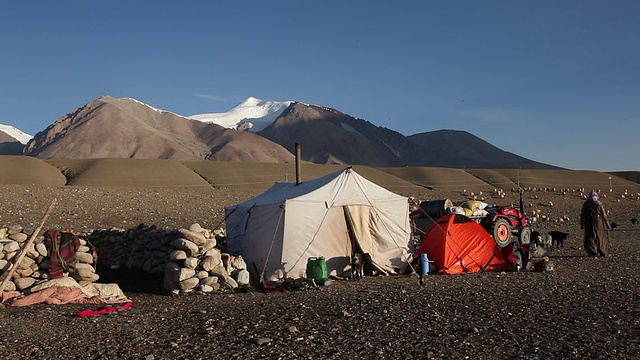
[88,223,248,295]
[1,222,247,296]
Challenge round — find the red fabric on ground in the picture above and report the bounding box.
[76,302,134,317]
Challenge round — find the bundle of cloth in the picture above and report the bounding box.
[448,200,490,218]
[1,277,130,306]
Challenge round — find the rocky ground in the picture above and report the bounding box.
[1,184,639,359]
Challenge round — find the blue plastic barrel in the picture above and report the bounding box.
[421,253,430,275]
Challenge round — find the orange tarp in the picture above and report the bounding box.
[416,214,512,274]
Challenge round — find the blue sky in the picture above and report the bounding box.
[1,1,638,171]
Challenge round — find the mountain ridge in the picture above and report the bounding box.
[5,95,560,169]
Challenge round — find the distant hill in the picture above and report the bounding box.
[2,156,638,195]
[408,130,561,169]
[609,171,640,185]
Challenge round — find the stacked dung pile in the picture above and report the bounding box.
[0,225,99,293]
[88,223,247,295]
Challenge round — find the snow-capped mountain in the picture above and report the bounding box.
[0,124,33,144]
[22,95,295,163]
[187,97,293,132]
[11,95,559,169]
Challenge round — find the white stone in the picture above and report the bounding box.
[8,232,28,242]
[72,268,99,281]
[0,259,11,271]
[74,263,95,272]
[199,284,214,293]
[177,229,207,246]
[229,255,247,271]
[209,263,228,278]
[35,242,48,257]
[2,240,19,253]
[173,238,198,257]
[25,244,39,259]
[14,267,34,278]
[184,257,199,270]
[17,256,35,270]
[199,276,219,287]
[234,269,251,286]
[204,248,221,258]
[75,252,94,264]
[200,255,221,272]
[177,268,196,282]
[194,270,209,280]
[3,280,16,291]
[202,239,216,252]
[14,277,37,290]
[222,276,238,289]
[179,277,199,290]
[169,250,187,261]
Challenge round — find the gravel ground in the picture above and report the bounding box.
[1,184,639,359]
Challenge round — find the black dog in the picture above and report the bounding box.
[548,231,569,248]
[631,218,638,225]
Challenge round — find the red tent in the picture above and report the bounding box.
[416,214,515,274]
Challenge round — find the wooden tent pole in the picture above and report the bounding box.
[0,198,56,293]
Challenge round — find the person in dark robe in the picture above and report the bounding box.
[580,191,611,257]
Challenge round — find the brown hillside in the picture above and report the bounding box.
[182,161,423,193]
[0,155,66,185]
[609,171,640,185]
[378,167,495,191]
[466,169,640,192]
[47,158,211,187]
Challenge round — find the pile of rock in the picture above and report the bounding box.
[88,223,248,295]
[0,225,99,292]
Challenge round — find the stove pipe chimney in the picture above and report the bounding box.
[295,143,301,185]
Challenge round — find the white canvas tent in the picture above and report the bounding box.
[225,167,412,281]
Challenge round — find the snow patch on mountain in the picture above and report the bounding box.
[126,98,173,115]
[187,96,293,132]
[0,124,33,144]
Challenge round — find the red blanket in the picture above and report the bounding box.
[44,229,82,279]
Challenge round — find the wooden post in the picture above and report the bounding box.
[295,143,301,185]
[0,198,56,293]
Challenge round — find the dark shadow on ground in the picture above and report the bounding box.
[96,266,166,295]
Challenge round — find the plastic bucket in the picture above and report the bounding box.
[419,199,453,219]
[306,256,328,279]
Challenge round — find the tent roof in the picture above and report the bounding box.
[229,167,406,209]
